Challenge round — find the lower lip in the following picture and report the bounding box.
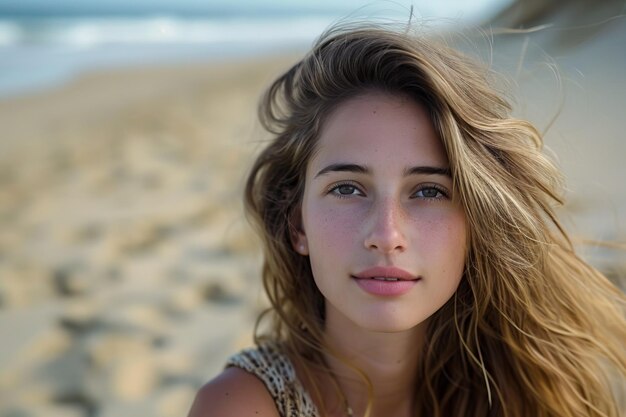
[353,277,419,296]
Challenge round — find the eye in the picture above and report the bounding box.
[329,183,364,197]
[412,185,448,200]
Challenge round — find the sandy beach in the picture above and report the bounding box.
[0,22,625,416]
[0,55,299,417]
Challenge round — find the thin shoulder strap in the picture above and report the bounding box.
[226,342,319,417]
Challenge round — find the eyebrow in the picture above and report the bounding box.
[314,163,451,178]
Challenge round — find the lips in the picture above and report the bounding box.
[352,266,420,296]
[352,266,418,281]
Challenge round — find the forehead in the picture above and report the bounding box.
[310,91,448,170]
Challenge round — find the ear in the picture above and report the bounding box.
[290,206,309,256]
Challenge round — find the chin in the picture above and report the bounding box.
[354,315,429,334]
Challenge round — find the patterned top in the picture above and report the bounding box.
[226,342,320,417]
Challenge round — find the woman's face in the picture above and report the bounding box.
[294,91,467,333]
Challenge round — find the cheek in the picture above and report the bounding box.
[305,203,363,254]
[414,209,467,273]
[448,212,468,264]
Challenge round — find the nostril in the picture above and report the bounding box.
[363,225,407,252]
[362,200,408,252]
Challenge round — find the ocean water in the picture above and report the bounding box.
[0,14,343,97]
[0,1,506,98]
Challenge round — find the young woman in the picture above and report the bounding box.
[188,23,626,417]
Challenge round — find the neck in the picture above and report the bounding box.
[319,308,427,417]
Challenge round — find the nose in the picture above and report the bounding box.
[363,197,408,253]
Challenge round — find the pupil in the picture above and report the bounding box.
[339,185,353,194]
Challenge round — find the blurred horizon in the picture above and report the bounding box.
[0,1,510,98]
[0,0,509,18]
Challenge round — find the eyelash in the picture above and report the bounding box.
[412,184,449,200]
[327,182,449,201]
[327,182,364,199]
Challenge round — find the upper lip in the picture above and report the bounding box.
[352,266,419,281]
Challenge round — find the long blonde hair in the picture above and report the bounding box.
[244,23,626,417]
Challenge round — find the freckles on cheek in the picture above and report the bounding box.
[441,214,468,269]
[309,206,361,252]
[416,210,467,252]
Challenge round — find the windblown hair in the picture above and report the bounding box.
[244,23,626,417]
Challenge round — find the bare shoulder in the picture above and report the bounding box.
[187,366,280,417]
